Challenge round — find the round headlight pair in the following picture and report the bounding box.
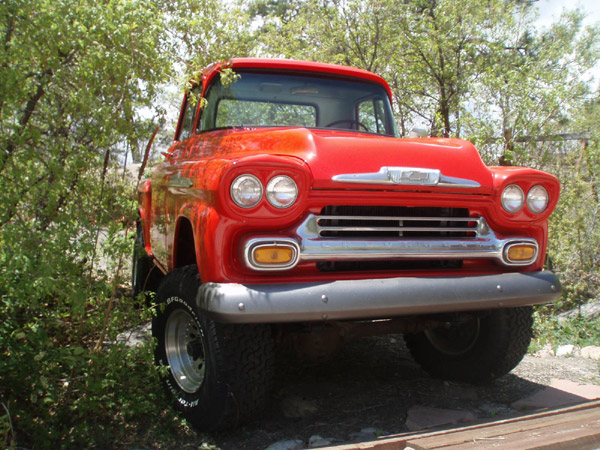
[501,184,548,214]
[231,174,298,209]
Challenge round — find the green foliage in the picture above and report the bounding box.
[470,10,599,166]
[532,309,600,350]
[0,168,202,448]
[546,142,600,309]
[0,0,207,448]
[162,0,255,83]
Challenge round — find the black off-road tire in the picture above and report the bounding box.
[132,221,162,301]
[152,265,274,431]
[404,307,533,384]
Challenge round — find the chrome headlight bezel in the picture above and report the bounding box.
[266,175,298,209]
[230,174,263,208]
[527,185,549,214]
[501,184,525,213]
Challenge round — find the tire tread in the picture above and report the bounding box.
[404,307,533,384]
[152,265,274,431]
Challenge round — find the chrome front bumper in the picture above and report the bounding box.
[197,271,561,324]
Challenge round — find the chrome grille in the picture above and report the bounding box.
[317,206,478,239]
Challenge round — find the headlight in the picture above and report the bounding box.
[266,175,298,208]
[231,174,263,208]
[501,184,524,213]
[527,185,549,213]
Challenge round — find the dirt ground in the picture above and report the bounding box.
[208,335,600,450]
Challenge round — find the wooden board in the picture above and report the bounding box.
[326,401,600,450]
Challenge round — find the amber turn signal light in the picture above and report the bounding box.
[244,239,300,270]
[253,246,294,265]
[505,243,537,263]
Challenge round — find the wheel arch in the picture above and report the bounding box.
[173,216,198,270]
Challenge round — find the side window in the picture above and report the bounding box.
[358,98,387,134]
[199,82,219,132]
[179,94,197,141]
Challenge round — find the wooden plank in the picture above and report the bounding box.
[323,400,600,450]
[416,414,600,449]
[406,403,600,449]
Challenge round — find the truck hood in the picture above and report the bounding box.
[188,128,494,194]
[303,130,492,193]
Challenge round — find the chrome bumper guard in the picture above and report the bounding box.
[197,271,561,324]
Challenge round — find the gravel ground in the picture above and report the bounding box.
[206,335,599,449]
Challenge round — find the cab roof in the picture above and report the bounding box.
[201,58,393,102]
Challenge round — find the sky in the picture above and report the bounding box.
[536,0,600,28]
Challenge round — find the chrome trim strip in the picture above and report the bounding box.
[316,215,479,222]
[332,167,481,189]
[316,215,482,236]
[438,175,482,189]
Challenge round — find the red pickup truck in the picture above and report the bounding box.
[134,58,561,430]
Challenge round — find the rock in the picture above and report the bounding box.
[512,378,600,411]
[115,322,151,348]
[281,395,318,418]
[555,344,576,357]
[308,435,334,448]
[581,345,600,360]
[349,427,378,441]
[405,406,476,432]
[265,439,304,450]
[550,379,600,399]
[477,402,514,418]
[534,343,555,358]
[557,300,600,322]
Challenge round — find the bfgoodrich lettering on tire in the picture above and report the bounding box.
[404,307,533,384]
[152,265,274,430]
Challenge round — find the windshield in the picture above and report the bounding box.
[198,71,398,137]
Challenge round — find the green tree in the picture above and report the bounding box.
[468,9,600,166]
[251,0,396,71]
[0,0,202,447]
[387,0,513,137]
[545,96,600,310]
[253,0,525,137]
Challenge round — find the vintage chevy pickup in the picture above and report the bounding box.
[134,58,561,430]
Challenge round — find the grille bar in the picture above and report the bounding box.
[319,226,478,233]
[316,214,480,238]
[317,215,477,222]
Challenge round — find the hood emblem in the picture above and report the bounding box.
[387,167,440,185]
[332,167,480,189]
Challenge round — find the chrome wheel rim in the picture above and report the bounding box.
[165,308,206,393]
[424,319,480,356]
